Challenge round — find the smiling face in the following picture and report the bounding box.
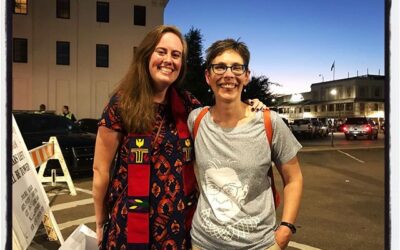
[149,32,183,92]
[206,49,250,103]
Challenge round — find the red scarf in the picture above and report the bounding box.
[126,87,197,247]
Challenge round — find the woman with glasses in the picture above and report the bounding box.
[188,39,303,250]
[93,26,265,250]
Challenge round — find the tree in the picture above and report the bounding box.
[181,27,213,105]
[242,75,280,107]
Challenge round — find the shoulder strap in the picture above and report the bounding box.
[263,109,281,209]
[263,109,273,145]
[193,107,210,139]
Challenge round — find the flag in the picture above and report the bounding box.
[330,61,335,71]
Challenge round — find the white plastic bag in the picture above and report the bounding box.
[59,224,97,250]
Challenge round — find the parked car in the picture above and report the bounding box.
[342,117,378,140]
[13,112,96,173]
[290,119,319,138]
[77,118,99,134]
[337,123,346,132]
[315,120,329,137]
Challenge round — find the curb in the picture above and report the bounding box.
[300,145,385,152]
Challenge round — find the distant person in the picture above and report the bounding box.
[34,104,46,114]
[62,105,77,122]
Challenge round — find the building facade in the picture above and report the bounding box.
[274,75,385,124]
[12,0,169,118]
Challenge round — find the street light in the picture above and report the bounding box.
[329,88,337,147]
[319,74,324,82]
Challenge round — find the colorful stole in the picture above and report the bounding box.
[126,87,197,248]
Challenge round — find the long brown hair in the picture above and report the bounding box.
[114,25,187,133]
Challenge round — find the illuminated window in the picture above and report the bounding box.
[346,103,353,111]
[359,103,365,112]
[57,0,70,19]
[14,0,28,14]
[134,5,146,26]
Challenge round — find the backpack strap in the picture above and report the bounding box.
[193,107,210,139]
[264,109,281,209]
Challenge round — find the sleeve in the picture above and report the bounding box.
[187,107,203,136]
[98,94,124,133]
[270,111,302,166]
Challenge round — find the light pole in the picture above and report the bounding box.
[319,74,324,82]
[330,89,337,147]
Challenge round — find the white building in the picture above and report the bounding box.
[274,75,385,123]
[12,0,169,118]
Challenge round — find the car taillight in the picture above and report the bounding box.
[365,125,371,131]
[343,125,348,132]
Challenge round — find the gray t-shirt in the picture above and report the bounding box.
[187,107,302,250]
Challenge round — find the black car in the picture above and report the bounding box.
[77,118,99,134]
[13,112,96,173]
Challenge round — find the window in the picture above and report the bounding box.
[374,87,381,97]
[96,44,109,67]
[328,104,334,112]
[359,103,365,113]
[335,103,344,112]
[97,1,109,22]
[134,5,146,26]
[346,103,353,111]
[373,103,379,111]
[321,105,326,112]
[359,86,366,98]
[346,87,352,97]
[13,38,28,63]
[14,0,28,14]
[57,0,70,19]
[304,106,311,112]
[56,41,70,65]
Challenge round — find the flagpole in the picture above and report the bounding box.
[333,67,335,80]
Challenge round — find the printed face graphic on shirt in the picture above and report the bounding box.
[204,167,249,223]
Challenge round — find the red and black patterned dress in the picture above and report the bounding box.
[99,90,201,250]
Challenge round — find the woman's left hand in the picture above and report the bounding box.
[275,225,292,249]
[246,98,267,111]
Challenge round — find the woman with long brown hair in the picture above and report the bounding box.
[93,25,201,249]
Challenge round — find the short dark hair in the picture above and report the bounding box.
[39,104,46,110]
[205,38,250,70]
[63,105,69,110]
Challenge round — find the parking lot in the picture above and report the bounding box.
[28,133,385,250]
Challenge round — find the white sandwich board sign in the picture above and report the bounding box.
[12,115,50,249]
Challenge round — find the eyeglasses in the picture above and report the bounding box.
[210,64,247,76]
[207,183,242,197]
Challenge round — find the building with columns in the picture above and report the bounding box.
[273,75,385,125]
[12,0,169,119]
